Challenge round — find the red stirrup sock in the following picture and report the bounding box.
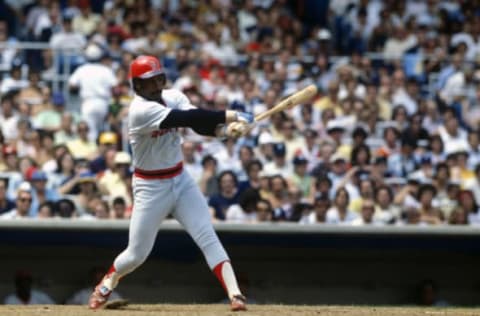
[213,260,242,299]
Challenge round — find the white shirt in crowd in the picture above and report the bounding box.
[262,161,292,179]
[325,207,358,225]
[225,204,257,223]
[0,209,28,219]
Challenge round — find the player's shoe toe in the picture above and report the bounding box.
[230,294,247,311]
[88,285,112,310]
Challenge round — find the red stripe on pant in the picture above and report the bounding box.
[134,162,183,179]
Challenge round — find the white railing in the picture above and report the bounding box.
[0,218,479,235]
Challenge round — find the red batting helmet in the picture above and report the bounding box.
[129,55,164,79]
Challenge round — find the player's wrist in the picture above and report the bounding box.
[225,110,237,123]
[215,124,228,139]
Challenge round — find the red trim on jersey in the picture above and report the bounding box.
[213,260,229,293]
[134,162,183,179]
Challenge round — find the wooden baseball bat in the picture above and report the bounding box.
[254,84,318,122]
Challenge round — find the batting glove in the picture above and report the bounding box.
[235,111,254,124]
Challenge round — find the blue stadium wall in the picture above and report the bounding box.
[0,221,479,306]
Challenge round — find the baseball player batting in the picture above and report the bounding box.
[88,55,252,311]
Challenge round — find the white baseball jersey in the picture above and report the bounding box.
[128,89,194,171]
[68,63,117,102]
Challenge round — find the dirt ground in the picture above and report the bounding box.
[0,304,479,316]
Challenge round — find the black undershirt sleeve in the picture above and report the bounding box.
[160,109,226,136]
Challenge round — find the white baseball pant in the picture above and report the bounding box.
[113,170,229,275]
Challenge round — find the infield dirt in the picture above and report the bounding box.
[0,304,479,316]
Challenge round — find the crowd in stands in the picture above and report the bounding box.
[0,0,480,226]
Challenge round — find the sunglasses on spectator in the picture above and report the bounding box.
[18,197,32,203]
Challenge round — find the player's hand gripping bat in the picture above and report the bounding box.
[226,84,318,138]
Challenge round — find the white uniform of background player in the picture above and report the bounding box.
[68,44,117,140]
[88,55,251,311]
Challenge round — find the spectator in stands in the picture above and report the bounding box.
[72,0,101,37]
[226,188,261,223]
[1,145,22,199]
[98,151,131,207]
[351,199,380,226]
[427,135,445,166]
[326,187,358,225]
[54,113,77,145]
[89,131,118,174]
[0,145,18,174]
[32,92,65,132]
[301,193,330,224]
[374,185,399,224]
[51,151,75,194]
[350,144,372,170]
[300,129,320,172]
[0,92,19,143]
[267,175,290,221]
[417,183,443,225]
[93,199,110,219]
[263,142,291,178]
[288,155,313,199]
[279,119,305,161]
[0,182,33,219]
[254,131,274,165]
[327,152,349,191]
[28,169,60,217]
[214,137,243,175]
[0,63,29,94]
[314,80,341,114]
[0,20,18,73]
[199,155,219,197]
[49,11,86,52]
[349,177,376,213]
[0,178,15,215]
[111,196,127,219]
[239,159,263,192]
[66,121,97,160]
[255,198,273,222]
[209,171,240,221]
[3,269,55,305]
[448,207,468,225]
[72,171,98,215]
[37,201,55,218]
[457,190,480,226]
[18,71,44,113]
[54,198,76,218]
[388,137,418,178]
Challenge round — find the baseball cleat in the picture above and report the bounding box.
[105,298,129,309]
[230,294,247,311]
[88,284,112,309]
